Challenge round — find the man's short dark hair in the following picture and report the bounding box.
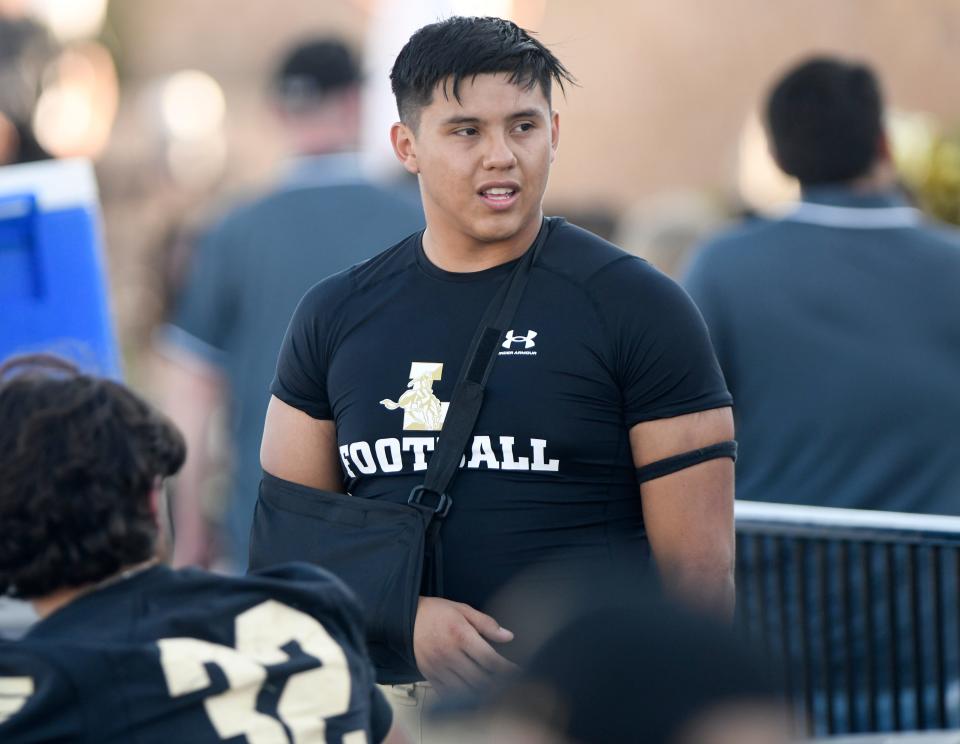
[272,37,361,107]
[766,56,885,185]
[390,16,575,128]
[0,355,186,599]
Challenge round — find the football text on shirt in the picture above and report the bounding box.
[354,361,559,478]
[338,435,559,478]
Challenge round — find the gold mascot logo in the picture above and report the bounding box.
[380,362,450,431]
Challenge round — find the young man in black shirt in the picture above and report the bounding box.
[262,16,735,702]
[0,355,400,743]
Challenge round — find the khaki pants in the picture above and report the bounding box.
[379,683,553,744]
[379,682,443,744]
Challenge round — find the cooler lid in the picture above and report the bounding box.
[0,157,99,212]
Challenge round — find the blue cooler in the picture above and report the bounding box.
[0,158,120,377]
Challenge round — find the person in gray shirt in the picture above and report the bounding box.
[685,58,960,733]
[156,37,423,569]
[684,56,960,516]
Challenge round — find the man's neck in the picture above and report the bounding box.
[286,122,358,157]
[30,558,160,620]
[421,211,544,273]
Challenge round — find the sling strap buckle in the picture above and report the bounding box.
[408,485,452,518]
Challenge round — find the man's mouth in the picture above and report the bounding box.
[478,185,520,208]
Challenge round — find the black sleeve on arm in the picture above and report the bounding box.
[270,277,348,420]
[593,257,732,428]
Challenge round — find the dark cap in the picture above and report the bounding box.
[271,37,361,104]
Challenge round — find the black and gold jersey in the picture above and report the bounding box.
[0,563,390,743]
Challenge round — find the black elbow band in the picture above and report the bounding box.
[635,440,738,484]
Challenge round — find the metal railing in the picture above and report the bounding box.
[734,501,960,738]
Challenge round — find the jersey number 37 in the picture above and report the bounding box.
[159,599,366,744]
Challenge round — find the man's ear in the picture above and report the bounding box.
[550,109,560,163]
[391,121,420,175]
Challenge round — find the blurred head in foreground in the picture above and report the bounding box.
[0,354,185,601]
[270,36,363,155]
[438,580,789,744]
[766,56,891,189]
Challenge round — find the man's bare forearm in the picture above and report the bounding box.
[663,561,736,621]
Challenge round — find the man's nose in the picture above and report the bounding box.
[482,133,517,169]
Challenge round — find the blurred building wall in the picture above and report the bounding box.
[95,1,366,373]
[540,0,960,211]
[86,0,960,370]
[104,0,960,209]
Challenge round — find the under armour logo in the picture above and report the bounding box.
[502,330,537,350]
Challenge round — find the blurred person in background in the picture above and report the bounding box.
[684,58,960,733]
[0,15,55,164]
[684,57,960,516]
[0,355,403,743]
[613,191,730,278]
[154,36,423,569]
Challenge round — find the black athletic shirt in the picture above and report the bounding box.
[0,563,391,743]
[272,218,731,612]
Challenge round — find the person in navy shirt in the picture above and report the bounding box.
[685,57,960,515]
[684,56,960,734]
[0,354,401,743]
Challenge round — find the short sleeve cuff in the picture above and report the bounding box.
[268,378,334,421]
[624,392,733,429]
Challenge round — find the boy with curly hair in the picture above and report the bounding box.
[0,355,403,743]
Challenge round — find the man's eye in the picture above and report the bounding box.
[454,127,478,136]
[514,122,535,133]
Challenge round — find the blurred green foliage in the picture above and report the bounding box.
[891,112,960,226]
[921,133,960,226]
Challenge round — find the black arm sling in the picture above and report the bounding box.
[249,218,553,683]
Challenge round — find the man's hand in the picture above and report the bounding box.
[413,596,517,694]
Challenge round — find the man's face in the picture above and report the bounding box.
[394,73,559,248]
